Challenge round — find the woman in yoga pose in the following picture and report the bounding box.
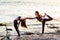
[24,11,53,34]
[14,16,27,37]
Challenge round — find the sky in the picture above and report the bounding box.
[0,0,60,22]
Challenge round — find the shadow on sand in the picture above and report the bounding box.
[21,30,60,35]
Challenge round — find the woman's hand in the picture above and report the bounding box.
[44,13,47,16]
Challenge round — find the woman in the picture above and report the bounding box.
[14,16,21,37]
[14,16,27,37]
[24,11,53,34]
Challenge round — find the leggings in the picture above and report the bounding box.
[42,15,53,34]
[14,20,20,36]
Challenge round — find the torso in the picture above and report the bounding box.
[14,20,18,26]
[35,16,42,22]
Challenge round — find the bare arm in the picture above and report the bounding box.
[40,14,45,17]
[19,17,35,20]
[41,15,45,17]
[25,17,36,19]
[18,21,20,27]
[39,13,49,17]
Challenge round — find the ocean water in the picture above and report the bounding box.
[0,0,60,22]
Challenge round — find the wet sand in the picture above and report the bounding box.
[0,24,60,40]
[10,32,60,40]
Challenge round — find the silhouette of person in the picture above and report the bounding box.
[24,11,53,34]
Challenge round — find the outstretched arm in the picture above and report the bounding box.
[25,17,35,19]
[20,17,35,20]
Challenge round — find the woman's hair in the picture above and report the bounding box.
[35,11,40,16]
[35,11,39,14]
[18,16,21,20]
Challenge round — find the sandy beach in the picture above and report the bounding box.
[6,32,60,40]
[0,21,60,40]
[19,34,60,40]
[1,32,60,40]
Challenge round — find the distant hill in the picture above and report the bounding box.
[0,22,12,26]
